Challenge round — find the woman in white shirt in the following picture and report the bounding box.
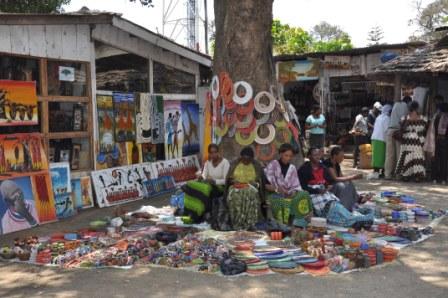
[183,144,230,223]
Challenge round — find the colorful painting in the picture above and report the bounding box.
[96,94,120,170]
[71,178,83,210]
[143,176,176,198]
[136,93,152,144]
[277,59,320,84]
[152,155,200,185]
[181,102,200,156]
[0,133,47,177]
[32,174,57,223]
[0,80,38,126]
[0,177,39,235]
[126,141,140,165]
[113,92,135,143]
[54,193,76,219]
[164,100,184,160]
[80,176,94,209]
[150,95,164,144]
[49,162,71,195]
[140,143,157,163]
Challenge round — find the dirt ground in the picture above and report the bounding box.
[0,162,447,298]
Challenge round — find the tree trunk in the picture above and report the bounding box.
[213,0,275,159]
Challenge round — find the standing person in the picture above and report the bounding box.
[305,105,326,149]
[264,143,312,227]
[225,147,270,230]
[165,113,173,159]
[395,101,428,182]
[351,107,370,168]
[367,101,382,137]
[172,111,181,157]
[425,102,448,184]
[384,96,412,179]
[371,104,392,178]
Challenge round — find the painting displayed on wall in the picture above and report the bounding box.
[91,162,156,208]
[0,133,47,177]
[31,174,57,223]
[181,102,200,156]
[150,95,164,144]
[96,94,120,170]
[152,155,200,184]
[0,80,38,126]
[136,93,152,144]
[140,143,157,163]
[126,141,140,165]
[80,176,94,209]
[0,177,39,235]
[49,162,71,195]
[164,100,183,160]
[113,92,135,143]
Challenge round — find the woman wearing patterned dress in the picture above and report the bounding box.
[395,101,428,182]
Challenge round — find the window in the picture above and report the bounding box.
[153,61,195,94]
[49,102,88,133]
[0,55,40,94]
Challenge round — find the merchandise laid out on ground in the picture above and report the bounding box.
[0,191,445,277]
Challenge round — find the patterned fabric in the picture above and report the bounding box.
[395,116,427,178]
[269,194,291,224]
[232,163,257,184]
[227,184,261,230]
[289,191,313,227]
[264,160,301,195]
[310,192,339,216]
[268,191,312,226]
[325,201,374,227]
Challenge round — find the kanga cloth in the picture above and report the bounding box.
[227,184,261,230]
[268,191,312,226]
[232,163,257,184]
[183,181,224,223]
[371,139,386,168]
[325,201,374,227]
[395,116,427,179]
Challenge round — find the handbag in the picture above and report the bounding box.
[392,118,408,141]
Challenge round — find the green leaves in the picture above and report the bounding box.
[0,0,71,13]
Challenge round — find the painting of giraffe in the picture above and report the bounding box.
[181,102,200,156]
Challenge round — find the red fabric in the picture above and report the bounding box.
[308,167,326,185]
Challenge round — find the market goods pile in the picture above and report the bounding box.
[0,192,445,277]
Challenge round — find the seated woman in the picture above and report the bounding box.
[298,148,373,229]
[322,146,367,211]
[264,144,312,227]
[183,144,230,223]
[225,147,270,230]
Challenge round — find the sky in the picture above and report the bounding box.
[64,0,434,51]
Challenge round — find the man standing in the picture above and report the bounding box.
[367,101,382,138]
[351,107,370,168]
[384,96,412,179]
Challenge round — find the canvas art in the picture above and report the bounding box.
[136,93,152,144]
[0,133,48,177]
[49,162,71,195]
[164,101,184,160]
[71,178,83,210]
[152,155,200,184]
[96,94,120,170]
[31,174,57,223]
[143,176,176,198]
[0,177,39,235]
[150,95,164,144]
[181,102,200,156]
[80,176,94,209]
[140,143,157,163]
[54,193,76,219]
[0,80,38,126]
[113,92,135,143]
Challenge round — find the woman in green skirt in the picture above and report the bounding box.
[371,104,392,177]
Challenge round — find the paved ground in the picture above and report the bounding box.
[1,163,447,298]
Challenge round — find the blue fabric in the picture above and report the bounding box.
[326,202,374,227]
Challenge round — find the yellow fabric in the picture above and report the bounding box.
[233,163,257,184]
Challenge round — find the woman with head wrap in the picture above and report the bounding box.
[225,147,270,230]
[371,104,392,177]
[264,143,312,227]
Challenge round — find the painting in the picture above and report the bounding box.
[140,143,157,163]
[71,144,81,170]
[152,155,200,185]
[49,162,71,195]
[71,178,83,210]
[136,93,152,144]
[181,102,200,156]
[54,193,76,219]
[0,133,48,177]
[0,177,39,235]
[0,80,38,126]
[277,59,320,84]
[113,92,135,143]
[96,94,120,170]
[80,176,94,209]
[164,100,183,160]
[150,95,164,144]
[31,174,57,223]
[126,141,140,165]
[91,163,155,208]
[143,176,176,198]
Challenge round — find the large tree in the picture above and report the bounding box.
[410,0,448,41]
[0,0,70,13]
[272,19,313,55]
[367,25,384,45]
